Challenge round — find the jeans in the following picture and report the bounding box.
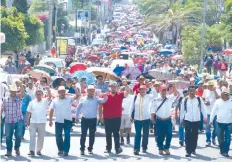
[22,112,27,137]
[217,123,231,154]
[1,117,5,143]
[199,113,204,131]
[55,120,72,153]
[134,119,150,151]
[104,118,121,151]
[156,118,172,150]
[178,116,184,142]
[184,120,200,154]
[206,115,217,143]
[5,120,24,152]
[80,117,97,151]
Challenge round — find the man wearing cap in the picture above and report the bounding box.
[75,85,108,155]
[202,81,220,146]
[180,86,207,157]
[151,84,178,155]
[49,85,80,156]
[131,84,158,155]
[133,75,145,94]
[26,87,52,156]
[99,82,130,154]
[1,83,25,156]
[210,87,232,157]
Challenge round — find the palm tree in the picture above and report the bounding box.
[145,5,202,44]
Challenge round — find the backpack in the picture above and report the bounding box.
[184,96,201,112]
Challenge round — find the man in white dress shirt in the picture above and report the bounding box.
[49,86,80,156]
[210,87,232,157]
[180,86,207,157]
[26,87,52,156]
[151,84,178,155]
[131,85,155,155]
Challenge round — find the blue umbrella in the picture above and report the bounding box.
[113,66,125,77]
[120,46,127,50]
[71,71,96,85]
[98,51,109,57]
[159,49,173,55]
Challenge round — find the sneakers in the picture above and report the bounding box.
[88,150,93,154]
[15,149,20,156]
[28,151,35,156]
[116,147,123,154]
[206,142,211,147]
[63,152,68,156]
[134,150,139,155]
[5,152,12,156]
[80,150,84,155]
[159,150,163,155]
[212,140,216,145]
[164,149,170,155]
[223,153,229,157]
[185,153,191,157]
[142,149,147,153]
[58,151,63,155]
[104,149,111,153]
[120,137,124,145]
[37,151,42,155]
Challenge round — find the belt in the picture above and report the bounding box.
[156,116,171,121]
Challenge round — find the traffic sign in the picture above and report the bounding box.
[77,10,89,23]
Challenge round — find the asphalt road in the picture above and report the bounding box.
[1,123,232,162]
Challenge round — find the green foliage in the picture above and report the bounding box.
[12,0,29,14]
[57,4,69,33]
[181,25,222,65]
[29,0,49,13]
[24,14,44,46]
[1,7,28,52]
[1,0,6,6]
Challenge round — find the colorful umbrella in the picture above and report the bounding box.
[33,64,56,76]
[88,55,100,62]
[159,49,174,55]
[224,49,232,55]
[71,70,95,85]
[172,55,183,60]
[69,62,87,74]
[29,70,51,82]
[134,57,146,64]
[86,67,119,81]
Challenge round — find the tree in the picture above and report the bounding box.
[12,0,29,13]
[1,7,28,52]
[57,4,69,34]
[29,0,49,13]
[24,14,44,46]
[1,0,6,6]
[181,25,222,65]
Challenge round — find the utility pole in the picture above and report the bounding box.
[48,0,53,50]
[89,0,92,44]
[200,0,206,73]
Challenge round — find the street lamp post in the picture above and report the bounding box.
[200,0,206,73]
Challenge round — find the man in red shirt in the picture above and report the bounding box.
[133,75,145,94]
[99,82,129,154]
[218,59,228,78]
[196,81,204,97]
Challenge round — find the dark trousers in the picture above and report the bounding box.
[217,123,231,154]
[104,118,121,151]
[156,118,172,150]
[1,117,5,143]
[80,117,97,151]
[134,119,150,151]
[55,120,72,153]
[184,120,200,154]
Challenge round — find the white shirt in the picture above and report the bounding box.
[27,98,50,123]
[202,89,217,114]
[122,94,134,115]
[180,96,207,122]
[210,98,232,124]
[151,94,177,118]
[132,94,155,121]
[26,87,35,100]
[50,97,74,123]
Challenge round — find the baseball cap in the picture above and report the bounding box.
[221,87,229,94]
[109,82,117,86]
[208,81,214,86]
[58,86,66,91]
[87,85,95,89]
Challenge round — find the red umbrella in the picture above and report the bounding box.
[88,55,100,62]
[69,62,87,74]
[224,49,232,55]
[134,57,146,64]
